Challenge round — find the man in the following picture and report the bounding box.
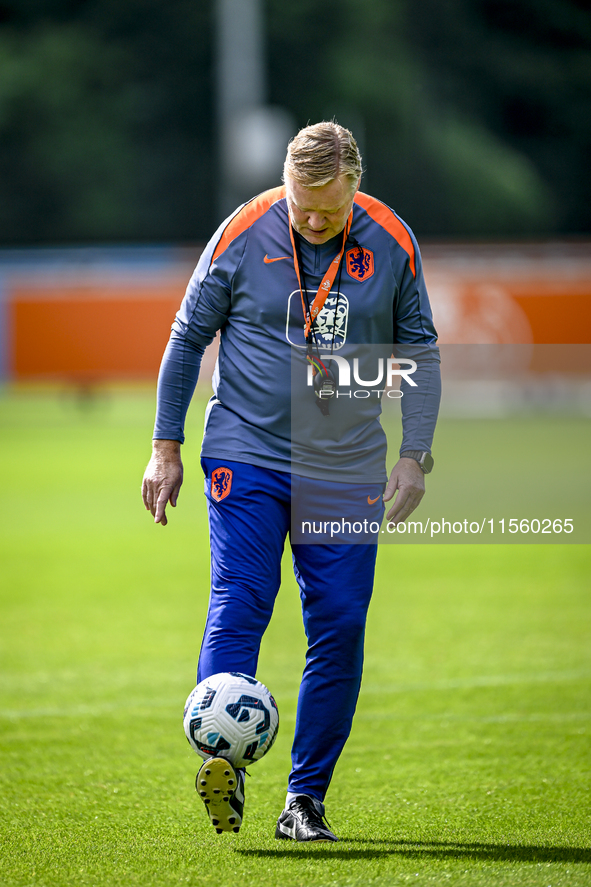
[142,122,440,842]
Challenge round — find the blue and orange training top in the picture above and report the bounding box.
[153,187,440,483]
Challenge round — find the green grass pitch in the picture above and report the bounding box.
[0,387,590,887]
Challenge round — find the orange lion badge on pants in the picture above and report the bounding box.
[211,467,233,502]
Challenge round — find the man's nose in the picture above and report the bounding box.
[307,213,326,230]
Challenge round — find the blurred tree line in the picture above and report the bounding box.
[0,0,589,243]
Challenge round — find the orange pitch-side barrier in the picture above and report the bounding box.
[422,243,591,346]
[0,243,589,383]
[1,247,201,382]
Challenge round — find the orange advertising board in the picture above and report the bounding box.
[422,242,591,345]
[1,243,590,383]
[11,286,184,380]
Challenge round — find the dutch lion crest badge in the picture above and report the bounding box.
[346,246,374,282]
[211,467,233,502]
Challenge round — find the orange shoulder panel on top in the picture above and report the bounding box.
[210,186,286,265]
[354,192,416,278]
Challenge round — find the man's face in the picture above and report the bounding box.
[286,174,359,245]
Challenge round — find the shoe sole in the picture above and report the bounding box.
[196,757,242,833]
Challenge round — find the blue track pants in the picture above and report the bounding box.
[198,458,383,801]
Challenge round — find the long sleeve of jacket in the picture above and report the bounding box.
[393,229,441,455]
[152,216,237,442]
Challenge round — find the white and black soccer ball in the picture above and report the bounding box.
[183,672,279,768]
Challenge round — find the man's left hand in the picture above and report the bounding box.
[383,457,425,524]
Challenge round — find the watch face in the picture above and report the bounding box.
[422,452,434,473]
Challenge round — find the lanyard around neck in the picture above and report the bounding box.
[288,211,353,341]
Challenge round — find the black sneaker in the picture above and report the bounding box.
[195,757,245,834]
[275,795,338,842]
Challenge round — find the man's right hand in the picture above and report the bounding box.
[141,439,184,526]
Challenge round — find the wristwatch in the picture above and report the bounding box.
[400,450,434,474]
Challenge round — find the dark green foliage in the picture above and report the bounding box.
[0,2,589,240]
[0,0,215,242]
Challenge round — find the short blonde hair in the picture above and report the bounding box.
[283,121,362,189]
